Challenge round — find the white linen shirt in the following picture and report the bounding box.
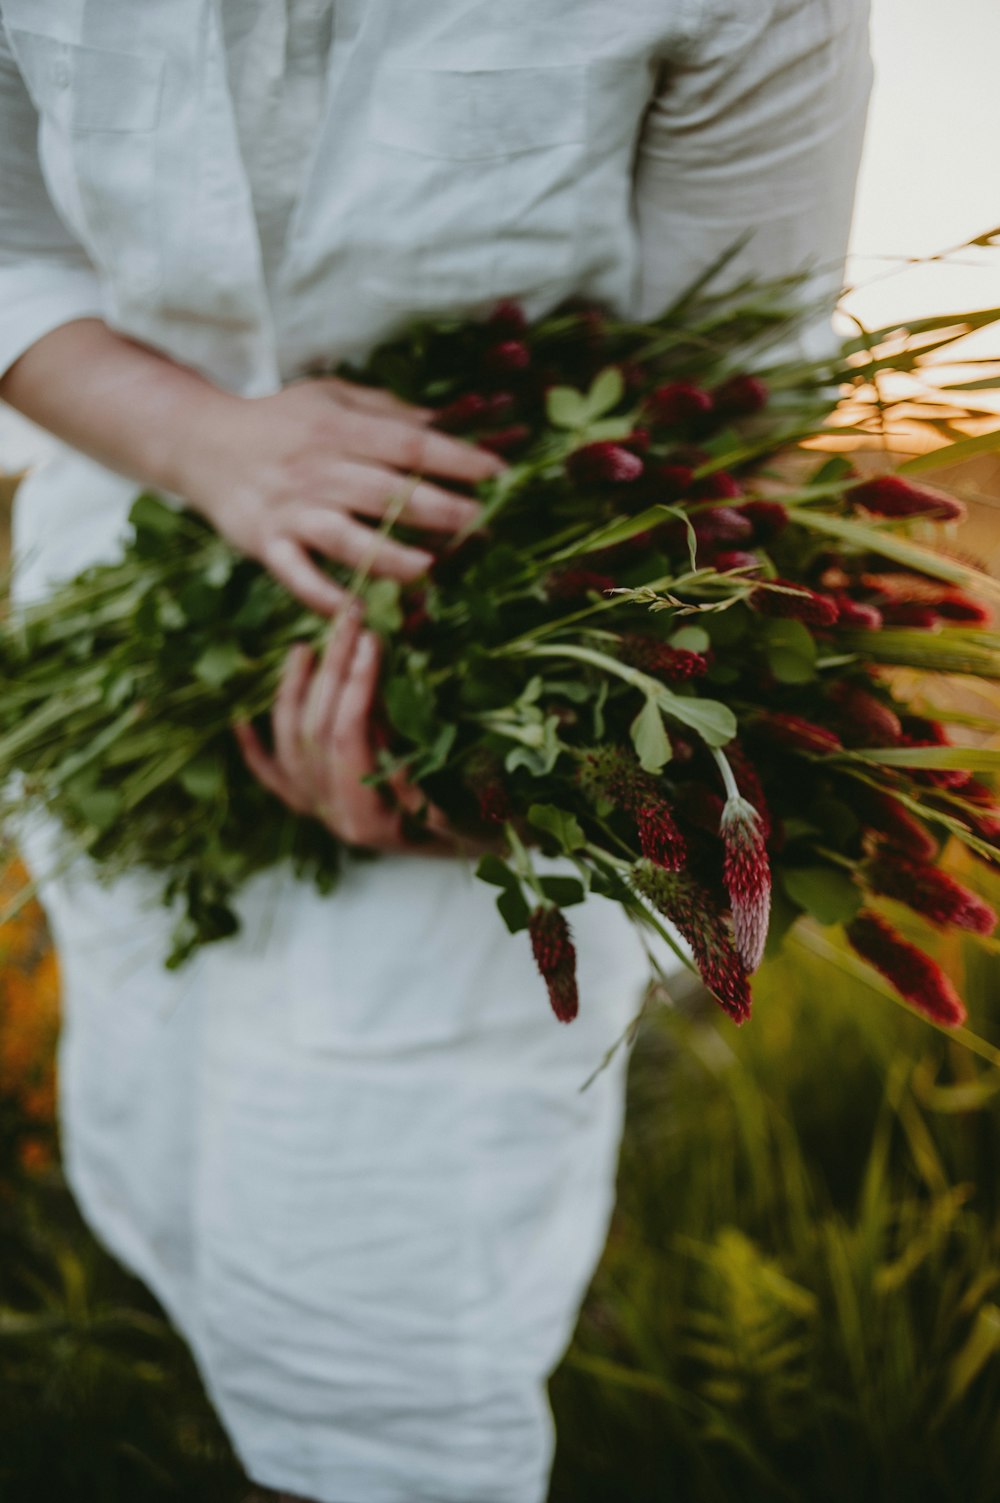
[0,0,872,397]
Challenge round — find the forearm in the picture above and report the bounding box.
[0,317,243,500]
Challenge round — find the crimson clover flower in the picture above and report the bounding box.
[529,905,579,1023]
[631,860,751,1023]
[849,474,966,522]
[720,794,771,973]
[864,851,997,934]
[616,634,709,682]
[845,909,966,1026]
[750,576,838,627]
[645,382,714,427]
[566,441,645,486]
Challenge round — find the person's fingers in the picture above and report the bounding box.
[326,631,402,844]
[322,458,483,533]
[331,411,505,486]
[232,720,311,815]
[272,642,316,780]
[300,606,362,755]
[262,535,348,616]
[296,508,433,580]
[314,375,437,426]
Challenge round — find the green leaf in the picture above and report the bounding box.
[546,385,589,429]
[583,365,625,421]
[193,639,248,688]
[527,803,586,851]
[630,696,673,772]
[857,745,1000,771]
[129,491,185,537]
[70,787,123,831]
[496,883,532,934]
[537,875,586,906]
[363,577,404,634]
[781,864,862,926]
[897,428,1000,476]
[669,625,712,653]
[383,672,437,744]
[763,618,817,684]
[655,688,737,748]
[179,753,226,801]
[476,853,518,890]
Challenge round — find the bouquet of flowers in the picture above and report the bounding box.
[3,258,1000,1029]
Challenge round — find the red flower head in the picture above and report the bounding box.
[693,470,743,502]
[711,549,761,573]
[566,441,645,486]
[529,905,579,1023]
[750,577,839,627]
[487,299,528,335]
[631,860,752,1023]
[833,594,884,629]
[828,682,903,748]
[880,602,940,629]
[739,499,789,542]
[712,374,770,420]
[849,474,966,522]
[845,910,966,1026]
[692,505,754,547]
[899,716,972,791]
[463,750,512,827]
[933,592,993,626]
[653,463,695,501]
[478,424,532,455]
[546,568,617,603]
[853,784,938,860]
[576,744,655,811]
[759,713,842,755]
[434,390,514,432]
[720,794,771,973]
[617,634,709,682]
[865,851,997,935]
[637,799,688,870]
[484,339,532,377]
[645,382,715,428]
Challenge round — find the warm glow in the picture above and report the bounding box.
[842,0,1000,363]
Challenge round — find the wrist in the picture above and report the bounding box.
[141,372,248,516]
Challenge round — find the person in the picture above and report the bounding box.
[0,3,873,1500]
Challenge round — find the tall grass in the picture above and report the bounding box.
[551,849,1000,1502]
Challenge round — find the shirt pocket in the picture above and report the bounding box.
[358,61,590,310]
[8,28,165,297]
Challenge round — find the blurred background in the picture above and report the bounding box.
[2,3,1000,1500]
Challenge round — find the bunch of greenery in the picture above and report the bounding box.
[3,256,1000,1029]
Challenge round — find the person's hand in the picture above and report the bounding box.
[233,605,461,852]
[182,375,505,615]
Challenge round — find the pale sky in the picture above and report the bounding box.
[843,0,1000,351]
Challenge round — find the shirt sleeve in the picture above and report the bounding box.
[0,16,104,381]
[633,0,873,360]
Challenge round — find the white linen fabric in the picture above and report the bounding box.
[0,2,872,1499]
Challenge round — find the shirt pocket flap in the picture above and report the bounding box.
[370,63,587,160]
[9,28,164,133]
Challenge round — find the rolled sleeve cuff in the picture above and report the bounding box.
[0,259,105,380]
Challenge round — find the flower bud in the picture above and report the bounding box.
[566,441,645,486]
[645,382,714,427]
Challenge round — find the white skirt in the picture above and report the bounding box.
[13,448,683,1503]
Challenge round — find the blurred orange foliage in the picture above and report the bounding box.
[0,854,59,1177]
